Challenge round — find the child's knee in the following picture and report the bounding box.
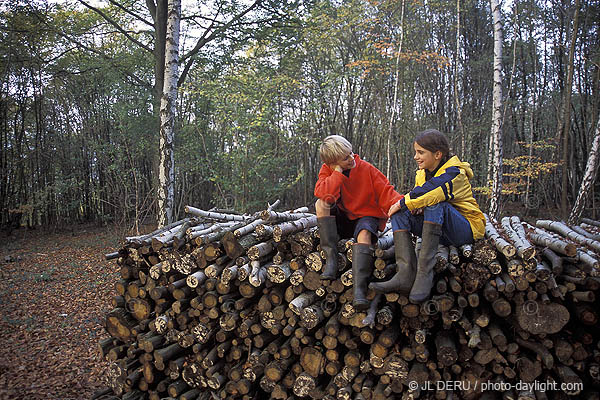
[424,202,450,212]
[391,207,413,224]
[356,229,372,244]
[316,199,334,216]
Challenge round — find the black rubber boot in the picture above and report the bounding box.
[352,243,374,311]
[318,216,340,280]
[409,222,442,303]
[369,230,416,295]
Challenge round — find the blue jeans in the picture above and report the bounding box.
[390,202,474,246]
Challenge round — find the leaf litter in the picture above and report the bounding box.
[0,225,125,400]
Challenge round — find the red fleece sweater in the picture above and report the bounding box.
[314,154,403,231]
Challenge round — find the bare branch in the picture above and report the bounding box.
[77,0,153,53]
[106,0,154,27]
[178,0,263,86]
[24,3,152,90]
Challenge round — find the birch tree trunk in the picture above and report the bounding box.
[568,118,600,224]
[158,0,181,227]
[560,0,580,219]
[488,0,504,219]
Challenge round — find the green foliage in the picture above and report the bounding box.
[179,48,307,212]
[1,0,599,225]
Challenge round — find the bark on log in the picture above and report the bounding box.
[485,216,516,257]
[537,220,600,253]
[528,230,577,257]
[185,206,249,221]
[502,216,536,260]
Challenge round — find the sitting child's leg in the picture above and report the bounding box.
[368,208,420,295]
[390,207,422,234]
[410,202,473,303]
[369,227,417,295]
[410,219,442,303]
[315,199,340,280]
[422,202,474,247]
[351,218,378,310]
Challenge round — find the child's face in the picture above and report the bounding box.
[413,142,442,171]
[336,151,356,170]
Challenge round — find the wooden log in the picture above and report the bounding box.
[528,226,577,257]
[471,239,497,266]
[154,342,185,367]
[249,261,267,288]
[572,249,600,273]
[187,221,233,242]
[374,303,395,326]
[573,225,600,241]
[248,240,276,261]
[293,372,317,397]
[185,206,249,221]
[300,303,326,330]
[434,331,458,368]
[300,346,326,378]
[126,218,191,246]
[572,303,598,325]
[105,308,139,342]
[484,216,517,257]
[491,297,511,318]
[501,216,536,260]
[267,261,292,284]
[261,210,315,221]
[537,219,600,253]
[582,217,600,227]
[446,245,460,265]
[554,365,583,396]
[273,216,318,242]
[222,231,260,259]
[570,290,595,302]
[515,337,554,369]
[289,292,317,316]
[515,300,570,334]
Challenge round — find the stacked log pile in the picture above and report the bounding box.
[96,205,600,400]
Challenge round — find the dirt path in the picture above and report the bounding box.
[0,225,127,400]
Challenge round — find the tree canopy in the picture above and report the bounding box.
[1,0,599,229]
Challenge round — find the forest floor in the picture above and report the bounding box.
[0,223,143,400]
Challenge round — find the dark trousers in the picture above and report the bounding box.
[331,205,379,243]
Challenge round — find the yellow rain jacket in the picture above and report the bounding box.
[404,156,486,240]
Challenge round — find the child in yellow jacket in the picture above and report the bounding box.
[370,129,485,303]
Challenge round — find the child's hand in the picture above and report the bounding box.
[388,200,403,216]
[329,164,343,172]
[411,208,424,215]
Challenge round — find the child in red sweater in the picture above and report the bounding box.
[314,135,403,310]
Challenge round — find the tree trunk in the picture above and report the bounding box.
[561,0,580,219]
[569,117,600,224]
[386,0,405,179]
[157,0,181,227]
[488,0,504,219]
[454,0,466,157]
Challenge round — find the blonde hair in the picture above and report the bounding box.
[319,135,353,164]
